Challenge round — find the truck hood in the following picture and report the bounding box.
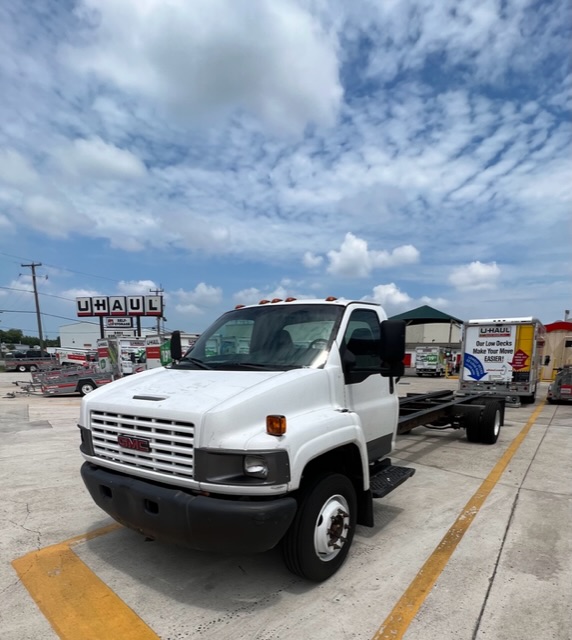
[81,366,335,449]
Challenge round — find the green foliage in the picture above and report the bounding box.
[0,329,59,349]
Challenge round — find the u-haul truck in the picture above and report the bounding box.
[145,333,200,369]
[459,317,545,404]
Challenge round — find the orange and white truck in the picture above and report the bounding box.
[459,317,545,404]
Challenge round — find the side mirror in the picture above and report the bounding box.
[170,331,182,362]
[380,320,406,377]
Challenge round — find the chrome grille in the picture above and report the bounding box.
[90,410,195,478]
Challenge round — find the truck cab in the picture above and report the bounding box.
[79,298,408,581]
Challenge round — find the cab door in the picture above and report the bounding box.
[341,309,398,462]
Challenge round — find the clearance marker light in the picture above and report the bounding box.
[259,299,270,304]
[266,415,287,436]
[325,296,338,301]
[271,298,283,303]
[235,304,245,309]
[285,297,297,302]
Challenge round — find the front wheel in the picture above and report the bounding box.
[282,473,356,582]
[17,364,28,373]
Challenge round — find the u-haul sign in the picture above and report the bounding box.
[77,296,163,318]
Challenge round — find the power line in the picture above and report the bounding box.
[0,251,122,283]
[0,285,76,302]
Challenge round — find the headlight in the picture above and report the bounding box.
[244,455,269,478]
[194,449,290,485]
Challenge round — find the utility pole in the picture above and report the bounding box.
[150,285,164,336]
[21,262,45,352]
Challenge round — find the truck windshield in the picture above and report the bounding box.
[176,303,344,371]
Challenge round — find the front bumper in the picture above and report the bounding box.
[81,463,297,553]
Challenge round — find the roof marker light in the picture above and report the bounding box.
[235,304,245,309]
[271,298,283,303]
[325,296,338,301]
[259,299,270,304]
[285,297,297,302]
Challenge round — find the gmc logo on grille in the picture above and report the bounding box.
[117,435,150,453]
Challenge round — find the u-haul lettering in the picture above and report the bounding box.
[479,326,511,337]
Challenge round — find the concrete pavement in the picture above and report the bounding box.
[1,372,570,640]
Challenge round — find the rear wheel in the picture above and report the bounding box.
[282,473,356,582]
[480,400,502,444]
[465,410,482,443]
[17,364,28,373]
[78,380,96,396]
[29,364,38,372]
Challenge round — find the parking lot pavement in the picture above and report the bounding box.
[2,372,571,640]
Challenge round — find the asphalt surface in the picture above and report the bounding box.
[1,371,570,640]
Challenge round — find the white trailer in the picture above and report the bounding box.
[459,317,545,404]
[53,347,98,368]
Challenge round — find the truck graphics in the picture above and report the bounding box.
[460,317,545,403]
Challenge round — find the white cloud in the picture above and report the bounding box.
[449,261,501,291]
[63,287,102,299]
[303,252,324,269]
[55,137,147,180]
[68,0,342,134]
[0,149,38,187]
[22,194,88,238]
[174,283,223,314]
[366,283,412,307]
[117,280,159,296]
[327,233,420,278]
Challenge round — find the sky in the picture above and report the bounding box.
[0,0,570,341]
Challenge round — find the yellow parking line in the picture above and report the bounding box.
[12,523,159,640]
[372,401,546,640]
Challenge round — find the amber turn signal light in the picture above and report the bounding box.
[266,415,286,436]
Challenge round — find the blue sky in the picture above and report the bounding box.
[0,0,570,340]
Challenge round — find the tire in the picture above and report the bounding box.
[521,392,536,405]
[17,364,28,373]
[465,410,482,443]
[78,380,96,396]
[480,400,502,445]
[282,473,357,582]
[29,364,38,372]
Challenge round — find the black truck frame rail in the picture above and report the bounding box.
[397,390,506,445]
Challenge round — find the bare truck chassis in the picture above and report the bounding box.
[398,390,506,444]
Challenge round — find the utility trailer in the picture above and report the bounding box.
[398,390,505,444]
[32,365,115,397]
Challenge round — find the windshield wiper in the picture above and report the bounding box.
[177,357,212,370]
[215,362,273,370]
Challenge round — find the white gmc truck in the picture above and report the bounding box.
[79,298,504,581]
